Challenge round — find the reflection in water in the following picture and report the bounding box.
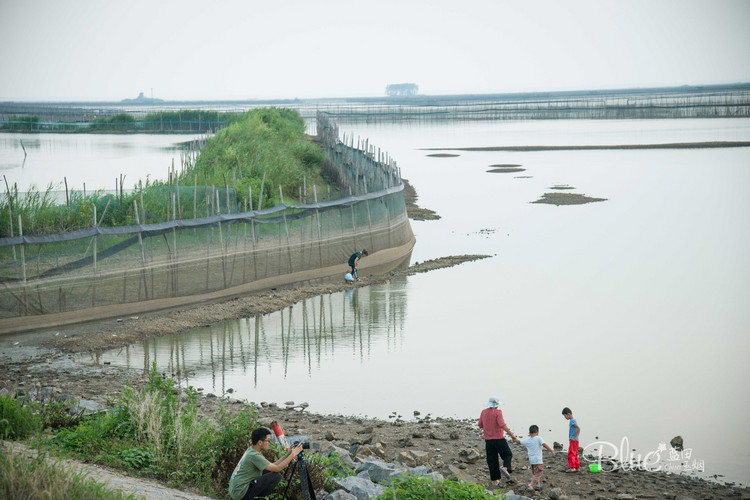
[93,279,408,394]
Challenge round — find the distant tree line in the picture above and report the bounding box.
[0,110,242,133]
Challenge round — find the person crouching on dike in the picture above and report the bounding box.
[228,427,304,500]
[478,396,520,488]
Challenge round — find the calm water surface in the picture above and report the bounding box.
[0,133,200,193]
[12,119,748,484]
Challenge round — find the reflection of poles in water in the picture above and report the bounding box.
[253,315,260,388]
[317,295,325,366]
[142,339,149,374]
[180,335,188,385]
[220,323,227,396]
[302,299,312,374]
[120,282,408,394]
[238,317,250,374]
[209,325,217,390]
[347,288,364,360]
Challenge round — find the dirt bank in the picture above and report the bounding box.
[403,178,440,221]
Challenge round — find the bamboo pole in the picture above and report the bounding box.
[174,162,181,218]
[134,200,148,300]
[3,175,17,261]
[172,193,178,295]
[313,185,323,268]
[92,206,97,307]
[349,186,356,243]
[83,198,111,258]
[120,174,125,213]
[249,185,257,279]
[217,190,227,288]
[167,167,172,220]
[280,185,292,273]
[18,215,26,283]
[18,214,27,315]
[258,172,266,211]
[363,177,374,252]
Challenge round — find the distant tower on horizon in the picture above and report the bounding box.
[121,92,164,104]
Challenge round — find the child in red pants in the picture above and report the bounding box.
[562,407,581,472]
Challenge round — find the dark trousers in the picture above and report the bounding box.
[485,438,513,480]
[241,471,281,499]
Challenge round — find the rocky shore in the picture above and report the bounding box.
[2,293,748,499]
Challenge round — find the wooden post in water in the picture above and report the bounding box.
[64,177,69,208]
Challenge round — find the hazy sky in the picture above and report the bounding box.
[1,0,749,101]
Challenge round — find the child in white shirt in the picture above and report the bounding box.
[519,424,556,490]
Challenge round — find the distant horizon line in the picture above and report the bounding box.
[3,82,750,106]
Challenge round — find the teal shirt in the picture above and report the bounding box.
[228,447,271,500]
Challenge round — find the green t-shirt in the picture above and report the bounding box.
[228,447,271,500]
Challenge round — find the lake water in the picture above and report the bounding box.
[4,118,748,484]
[0,133,199,194]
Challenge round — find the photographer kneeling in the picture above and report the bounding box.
[228,427,304,500]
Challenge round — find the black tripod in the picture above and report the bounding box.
[281,451,316,500]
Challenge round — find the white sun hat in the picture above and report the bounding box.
[485,396,503,408]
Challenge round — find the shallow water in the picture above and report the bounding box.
[11,118,749,484]
[0,133,199,194]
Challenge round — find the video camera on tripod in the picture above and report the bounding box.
[294,440,311,450]
[282,436,316,500]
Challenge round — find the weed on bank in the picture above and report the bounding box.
[2,364,350,499]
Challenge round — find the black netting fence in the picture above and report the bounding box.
[0,114,413,320]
